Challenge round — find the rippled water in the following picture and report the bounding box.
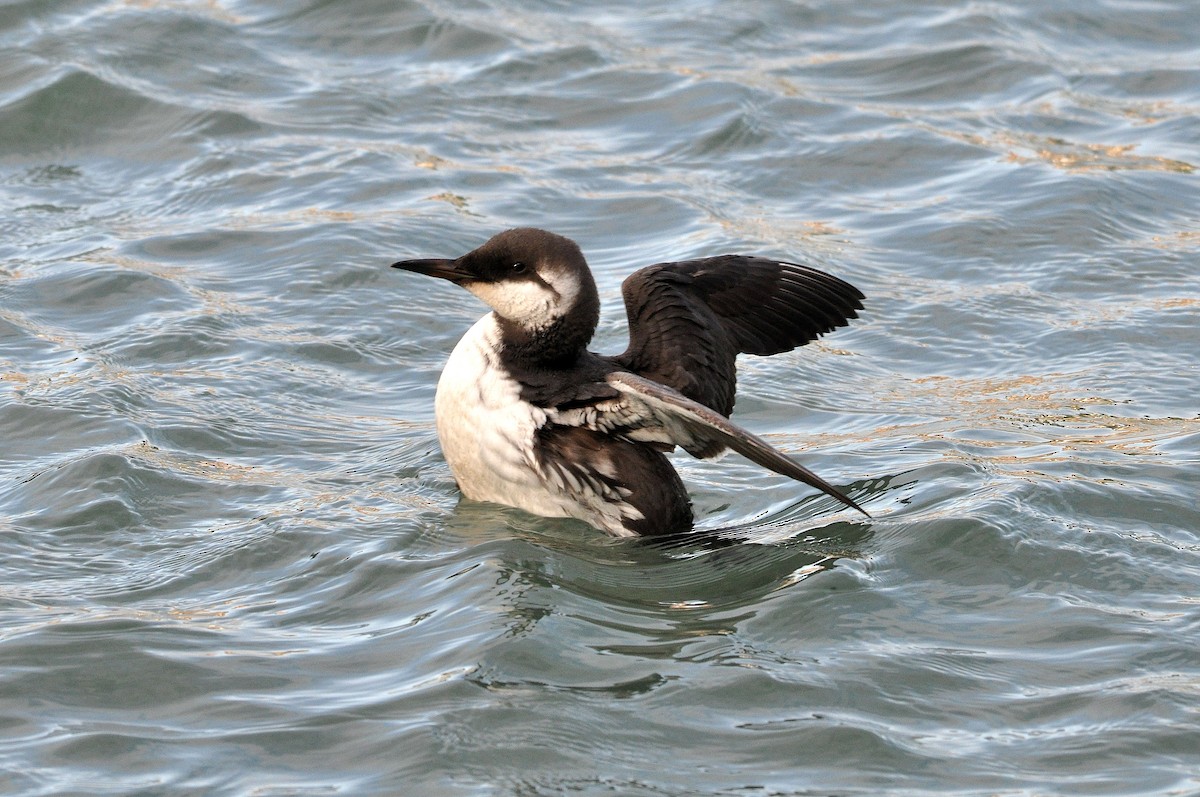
[2,0,1199,794]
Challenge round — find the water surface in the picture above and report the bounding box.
[2,1,1199,795]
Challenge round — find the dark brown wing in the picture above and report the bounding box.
[547,371,869,517]
[610,256,865,415]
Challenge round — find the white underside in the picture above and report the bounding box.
[434,314,639,535]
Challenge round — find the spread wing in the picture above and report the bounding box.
[611,256,865,416]
[550,371,868,516]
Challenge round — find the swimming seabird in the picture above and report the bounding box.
[392,227,867,537]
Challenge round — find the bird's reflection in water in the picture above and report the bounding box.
[438,494,876,626]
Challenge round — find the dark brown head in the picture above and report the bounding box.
[392,228,602,357]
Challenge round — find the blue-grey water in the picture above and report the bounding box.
[2,1,1199,795]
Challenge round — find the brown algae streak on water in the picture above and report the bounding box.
[1003,139,1195,174]
[873,372,1199,466]
[1147,231,1200,251]
[916,121,1195,173]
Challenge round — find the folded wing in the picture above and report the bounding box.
[550,371,868,516]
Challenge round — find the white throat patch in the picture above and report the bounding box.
[465,271,579,331]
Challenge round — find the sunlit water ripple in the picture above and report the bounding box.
[2,0,1198,794]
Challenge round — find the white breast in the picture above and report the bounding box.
[433,315,570,518]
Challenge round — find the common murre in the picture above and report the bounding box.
[392,228,868,537]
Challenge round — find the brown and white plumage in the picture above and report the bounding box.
[392,227,867,537]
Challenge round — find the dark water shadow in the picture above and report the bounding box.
[430,476,899,612]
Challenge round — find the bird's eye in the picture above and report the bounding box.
[511,262,526,274]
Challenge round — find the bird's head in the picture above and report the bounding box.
[393,228,597,330]
[392,228,601,359]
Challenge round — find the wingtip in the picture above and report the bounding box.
[772,458,871,520]
[846,495,872,519]
[821,481,871,518]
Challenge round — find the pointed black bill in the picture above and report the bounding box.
[391,258,473,284]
